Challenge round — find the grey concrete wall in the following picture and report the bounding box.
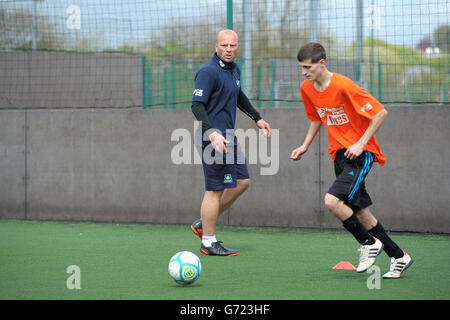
[0,111,26,219]
[0,106,449,233]
[362,106,450,233]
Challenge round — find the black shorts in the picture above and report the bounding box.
[197,142,250,191]
[327,149,374,212]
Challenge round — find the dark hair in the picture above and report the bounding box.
[297,42,326,63]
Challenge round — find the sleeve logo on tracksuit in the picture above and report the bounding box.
[193,89,203,97]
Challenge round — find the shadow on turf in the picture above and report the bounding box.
[170,283,204,288]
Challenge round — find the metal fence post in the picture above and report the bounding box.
[227,0,233,29]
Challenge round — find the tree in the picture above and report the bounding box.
[416,36,432,52]
[433,25,450,53]
[0,5,94,52]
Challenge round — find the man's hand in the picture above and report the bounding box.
[256,119,271,137]
[344,141,365,160]
[209,131,230,154]
[344,108,388,160]
[290,145,308,161]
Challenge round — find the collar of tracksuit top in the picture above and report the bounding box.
[212,52,235,70]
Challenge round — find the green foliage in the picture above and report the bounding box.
[434,25,450,53]
[0,7,95,52]
[348,37,449,102]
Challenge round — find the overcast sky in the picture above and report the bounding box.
[2,0,449,49]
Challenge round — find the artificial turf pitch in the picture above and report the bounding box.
[0,219,449,300]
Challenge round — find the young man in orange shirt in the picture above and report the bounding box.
[291,42,412,278]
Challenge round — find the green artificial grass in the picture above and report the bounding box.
[0,219,449,300]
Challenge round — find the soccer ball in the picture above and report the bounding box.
[168,251,202,285]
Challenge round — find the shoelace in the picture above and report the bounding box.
[358,245,369,262]
[389,257,396,272]
[212,241,224,250]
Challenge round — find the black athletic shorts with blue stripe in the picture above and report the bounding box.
[328,149,374,213]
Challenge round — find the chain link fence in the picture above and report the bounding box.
[1,0,449,109]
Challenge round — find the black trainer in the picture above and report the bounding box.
[190,219,202,239]
[200,241,239,256]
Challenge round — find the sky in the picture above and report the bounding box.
[324,0,450,48]
[2,0,449,50]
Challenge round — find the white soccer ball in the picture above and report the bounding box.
[168,251,202,285]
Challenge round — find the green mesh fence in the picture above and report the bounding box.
[0,0,449,109]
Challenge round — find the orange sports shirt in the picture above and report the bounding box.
[300,72,386,166]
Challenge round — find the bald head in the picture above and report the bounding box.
[217,29,239,43]
[215,29,239,63]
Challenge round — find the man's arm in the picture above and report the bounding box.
[191,101,229,153]
[191,101,214,131]
[237,90,271,137]
[237,90,262,122]
[344,108,388,160]
[290,120,322,161]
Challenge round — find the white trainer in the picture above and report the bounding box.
[382,252,413,279]
[356,238,384,273]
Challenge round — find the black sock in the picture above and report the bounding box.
[342,214,375,245]
[368,222,404,259]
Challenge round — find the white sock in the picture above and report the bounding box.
[202,235,217,247]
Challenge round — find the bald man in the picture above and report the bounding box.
[190,30,271,256]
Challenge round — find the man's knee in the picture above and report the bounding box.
[324,193,341,211]
[237,178,250,191]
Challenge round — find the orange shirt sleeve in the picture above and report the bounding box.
[300,81,321,121]
[344,80,385,119]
